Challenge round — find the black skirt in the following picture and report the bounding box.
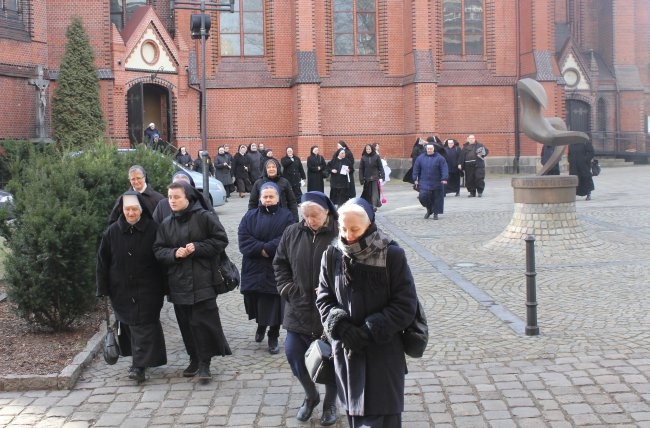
[117,320,167,368]
[244,292,284,327]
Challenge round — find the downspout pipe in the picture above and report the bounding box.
[513,0,521,174]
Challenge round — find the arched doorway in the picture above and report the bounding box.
[127,83,173,147]
[565,99,591,135]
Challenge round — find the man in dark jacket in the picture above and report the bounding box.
[153,182,231,384]
[459,134,489,197]
[273,192,339,426]
[413,143,449,219]
[108,165,165,224]
[248,158,299,221]
[97,191,167,383]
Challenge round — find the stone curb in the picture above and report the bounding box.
[0,322,106,392]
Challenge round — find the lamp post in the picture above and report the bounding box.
[175,0,234,206]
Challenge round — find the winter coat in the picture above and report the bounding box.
[359,151,384,184]
[273,215,338,337]
[246,150,264,182]
[247,159,299,221]
[215,153,234,186]
[193,156,215,176]
[328,152,354,190]
[232,153,252,180]
[413,152,449,191]
[175,152,193,169]
[317,235,417,417]
[153,201,229,305]
[239,204,295,295]
[281,155,306,187]
[96,216,164,325]
[307,154,327,192]
[460,142,489,174]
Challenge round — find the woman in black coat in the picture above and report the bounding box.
[359,144,385,210]
[153,182,231,384]
[306,145,327,192]
[193,150,215,176]
[175,146,193,169]
[273,191,339,425]
[336,141,356,199]
[96,191,167,383]
[248,158,299,221]
[328,148,354,207]
[443,139,462,196]
[214,146,234,198]
[232,144,253,197]
[568,141,595,200]
[281,146,306,200]
[239,182,295,354]
[317,198,418,427]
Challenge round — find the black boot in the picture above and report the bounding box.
[255,325,266,343]
[320,383,338,426]
[267,326,280,354]
[183,358,199,377]
[296,375,320,421]
[197,361,211,385]
[129,367,145,383]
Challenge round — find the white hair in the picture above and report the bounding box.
[299,200,328,215]
[337,201,370,225]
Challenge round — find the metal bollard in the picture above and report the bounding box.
[525,235,539,336]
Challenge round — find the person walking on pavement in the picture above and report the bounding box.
[233,144,253,198]
[281,146,306,200]
[413,142,449,219]
[359,143,385,211]
[273,192,339,426]
[335,140,356,199]
[328,148,354,207]
[153,182,232,384]
[193,150,215,177]
[215,146,234,199]
[443,138,462,196]
[307,145,328,192]
[97,191,167,384]
[108,165,165,224]
[568,141,595,200]
[459,134,489,197]
[238,182,295,355]
[246,143,264,182]
[316,198,418,428]
[175,146,193,169]
[248,158,299,221]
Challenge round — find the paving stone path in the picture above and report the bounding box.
[1,165,650,427]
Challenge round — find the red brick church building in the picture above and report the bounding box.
[1,0,648,170]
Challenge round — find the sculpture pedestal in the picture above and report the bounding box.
[487,176,598,250]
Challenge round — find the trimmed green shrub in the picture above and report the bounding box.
[1,140,173,331]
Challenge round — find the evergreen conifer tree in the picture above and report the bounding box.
[52,16,105,147]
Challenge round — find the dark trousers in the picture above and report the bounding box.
[464,163,485,195]
[347,414,402,428]
[284,330,314,380]
[418,188,444,215]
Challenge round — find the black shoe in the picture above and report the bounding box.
[129,367,145,383]
[296,397,320,422]
[455,192,460,197]
[320,403,337,426]
[197,362,211,384]
[424,209,432,219]
[468,194,476,198]
[433,214,438,220]
[183,359,200,377]
[268,337,279,355]
[255,325,266,343]
[586,194,591,201]
[478,193,483,198]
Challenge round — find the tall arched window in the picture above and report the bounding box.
[333,0,376,56]
[110,0,148,31]
[219,0,264,57]
[443,0,484,56]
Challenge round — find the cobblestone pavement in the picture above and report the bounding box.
[2,166,650,427]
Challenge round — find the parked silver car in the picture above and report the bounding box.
[172,161,227,208]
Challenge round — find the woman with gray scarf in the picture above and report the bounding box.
[316,198,418,427]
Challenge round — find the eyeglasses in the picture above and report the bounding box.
[129,176,145,181]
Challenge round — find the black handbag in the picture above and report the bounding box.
[401,299,428,358]
[212,252,240,294]
[102,299,120,365]
[591,159,601,177]
[305,337,335,384]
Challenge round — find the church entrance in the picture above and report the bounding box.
[127,83,173,147]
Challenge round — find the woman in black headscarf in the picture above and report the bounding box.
[97,191,167,383]
[153,182,231,384]
[307,145,327,192]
